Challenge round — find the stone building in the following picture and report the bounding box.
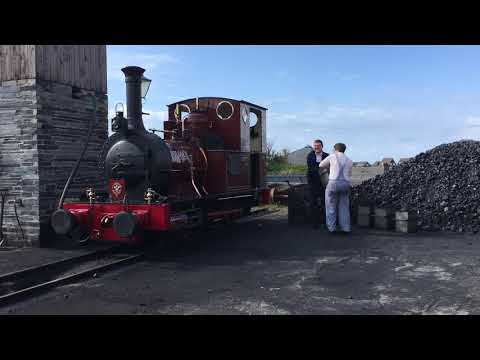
[286,146,312,165]
[399,157,412,164]
[350,164,386,186]
[353,161,370,167]
[381,157,396,167]
[0,45,108,247]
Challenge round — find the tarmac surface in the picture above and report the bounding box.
[2,207,480,315]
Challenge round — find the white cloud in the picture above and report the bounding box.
[165,95,185,102]
[143,110,168,131]
[465,116,480,128]
[107,49,179,81]
[259,97,292,108]
[452,116,480,141]
[268,105,393,135]
[266,104,441,162]
[320,105,393,121]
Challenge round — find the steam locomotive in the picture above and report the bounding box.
[51,66,270,244]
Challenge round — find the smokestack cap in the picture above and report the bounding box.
[121,66,146,78]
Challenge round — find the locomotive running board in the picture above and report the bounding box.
[217,194,253,201]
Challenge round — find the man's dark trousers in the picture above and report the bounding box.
[306,150,329,228]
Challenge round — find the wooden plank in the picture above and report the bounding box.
[72,45,77,88]
[7,45,13,79]
[78,46,85,88]
[6,46,13,80]
[35,45,43,79]
[40,45,49,81]
[16,45,23,79]
[27,45,35,79]
[101,45,107,93]
[40,45,47,81]
[1,45,106,91]
[85,45,92,90]
[68,45,74,87]
[60,45,65,83]
[88,46,94,90]
[13,45,19,79]
[51,45,58,82]
[0,45,35,81]
[47,45,55,81]
[3,46,8,80]
[20,45,26,79]
[0,46,6,81]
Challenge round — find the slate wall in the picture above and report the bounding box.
[0,78,108,247]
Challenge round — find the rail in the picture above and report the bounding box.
[0,246,143,308]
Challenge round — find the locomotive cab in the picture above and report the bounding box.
[165,97,267,197]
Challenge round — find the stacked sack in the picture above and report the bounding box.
[351,140,480,234]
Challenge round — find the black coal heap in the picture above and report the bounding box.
[351,140,480,233]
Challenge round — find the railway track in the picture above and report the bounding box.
[0,208,276,309]
[0,246,143,308]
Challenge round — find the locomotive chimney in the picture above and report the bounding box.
[121,66,146,131]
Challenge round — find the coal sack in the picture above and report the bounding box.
[350,140,480,234]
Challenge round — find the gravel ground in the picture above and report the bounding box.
[2,208,480,315]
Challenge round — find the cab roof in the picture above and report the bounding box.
[167,97,268,111]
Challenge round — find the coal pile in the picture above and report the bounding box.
[351,140,480,233]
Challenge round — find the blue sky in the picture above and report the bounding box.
[107,45,480,163]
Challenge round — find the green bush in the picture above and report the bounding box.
[267,162,307,175]
[266,143,307,175]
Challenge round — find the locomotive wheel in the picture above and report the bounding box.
[51,209,76,236]
[113,211,137,238]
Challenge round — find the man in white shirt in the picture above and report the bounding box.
[319,143,354,234]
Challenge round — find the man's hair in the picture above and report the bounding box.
[313,139,323,147]
[334,143,346,153]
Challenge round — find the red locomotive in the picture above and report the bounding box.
[51,66,270,244]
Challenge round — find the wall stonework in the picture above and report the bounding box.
[0,79,108,247]
[36,80,108,228]
[0,79,40,246]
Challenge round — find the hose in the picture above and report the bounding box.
[0,191,6,246]
[191,167,203,198]
[199,146,209,195]
[13,199,25,243]
[58,95,97,209]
